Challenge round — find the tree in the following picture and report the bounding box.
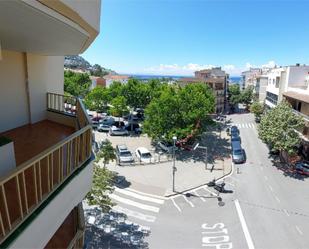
[84,86,111,112]
[228,84,241,106]
[108,81,124,99]
[64,70,91,97]
[111,96,129,119]
[86,164,115,212]
[240,85,254,107]
[96,140,116,167]
[143,83,215,141]
[250,101,264,118]
[258,101,304,155]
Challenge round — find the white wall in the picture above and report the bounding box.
[27,54,64,123]
[10,161,94,249]
[0,50,29,133]
[60,0,101,32]
[287,66,309,88]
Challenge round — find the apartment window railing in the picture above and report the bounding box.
[0,93,92,245]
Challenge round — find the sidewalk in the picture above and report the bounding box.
[106,128,232,197]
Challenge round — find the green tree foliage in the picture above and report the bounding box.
[96,140,117,167]
[143,83,215,141]
[111,96,129,118]
[250,101,264,118]
[86,164,115,212]
[90,64,109,77]
[228,84,241,106]
[108,81,124,99]
[122,79,150,109]
[64,70,91,97]
[84,87,111,112]
[258,101,304,155]
[240,85,254,107]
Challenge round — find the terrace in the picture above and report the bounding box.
[0,93,92,245]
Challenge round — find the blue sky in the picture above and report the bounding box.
[82,0,309,76]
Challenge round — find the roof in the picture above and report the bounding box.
[104,75,130,80]
[178,77,224,84]
[196,67,226,77]
[137,147,150,153]
[283,91,309,104]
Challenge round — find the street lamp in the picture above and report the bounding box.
[172,136,177,192]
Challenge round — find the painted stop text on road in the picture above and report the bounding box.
[201,223,233,248]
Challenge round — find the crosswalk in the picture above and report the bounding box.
[170,186,219,212]
[233,123,256,129]
[109,187,166,225]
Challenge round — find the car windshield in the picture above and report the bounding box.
[234,150,243,155]
[120,151,132,157]
[141,152,151,158]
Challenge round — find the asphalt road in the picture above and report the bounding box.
[146,112,309,249]
[87,112,309,249]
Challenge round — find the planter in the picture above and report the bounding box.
[0,136,16,177]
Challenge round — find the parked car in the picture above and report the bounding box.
[92,120,99,130]
[231,133,241,143]
[230,125,239,134]
[135,147,153,163]
[158,141,177,154]
[109,126,129,136]
[97,124,110,132]
[116,144,134,164]
[100,116,115,126]
[231,141,246,163]
[125,123,142,134]
[294,161,309,176]
[114,121,125,128]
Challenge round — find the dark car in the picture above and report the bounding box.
[294,161,309,176]
[231,134,241,143]
[125,123,140,131]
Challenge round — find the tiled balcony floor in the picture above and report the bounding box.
[1,120,75,166]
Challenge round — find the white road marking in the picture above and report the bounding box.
[115,187,165,204]
[283,209,290,217]
[268,185,273,192]
[122,187,167,200]
[264,175,268,181]
[274,196,281,203]
[295,226,303,235]
[110,193,160,213]
[194,190,206,202]
[183,195,195,207]
[112,206,156,222]
[245,123,249,128]
[201,187,218,197]
[234,199,255,249]
[171,198,181,212]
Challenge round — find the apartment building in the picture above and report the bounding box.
[241,68,262,90]
[178,67,229,113]
[255,75,268,103]
[264,67,285,108]
[104,74,130,87]
[90,76,106,89]
[0,1,100,248]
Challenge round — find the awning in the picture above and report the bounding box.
[283,91,309,104]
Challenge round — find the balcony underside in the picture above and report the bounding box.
[1,120,74,166]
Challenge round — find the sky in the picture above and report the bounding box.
[82,0,309,77]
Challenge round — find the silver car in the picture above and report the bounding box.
[116,144,134,164]
[109,126,129,136]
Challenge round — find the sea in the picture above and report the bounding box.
[128,74,241,84]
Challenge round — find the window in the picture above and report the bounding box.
[275,77,280,88]
[266,91,278,105]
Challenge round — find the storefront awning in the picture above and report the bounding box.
[283,91,309,104]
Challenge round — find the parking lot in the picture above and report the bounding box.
[94,131,173,165]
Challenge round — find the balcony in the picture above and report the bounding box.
[0,93,92,245]
[292,109,309,122]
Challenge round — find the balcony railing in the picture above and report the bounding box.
[292,109,309,121]
[0,93,92,245]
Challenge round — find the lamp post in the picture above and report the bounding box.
[172,136,177,192]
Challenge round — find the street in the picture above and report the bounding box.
[86,112,309,249]
[147,112,309,249]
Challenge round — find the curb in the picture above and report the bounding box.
[164,161,234,198]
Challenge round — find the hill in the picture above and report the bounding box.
[64,55,117,76]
